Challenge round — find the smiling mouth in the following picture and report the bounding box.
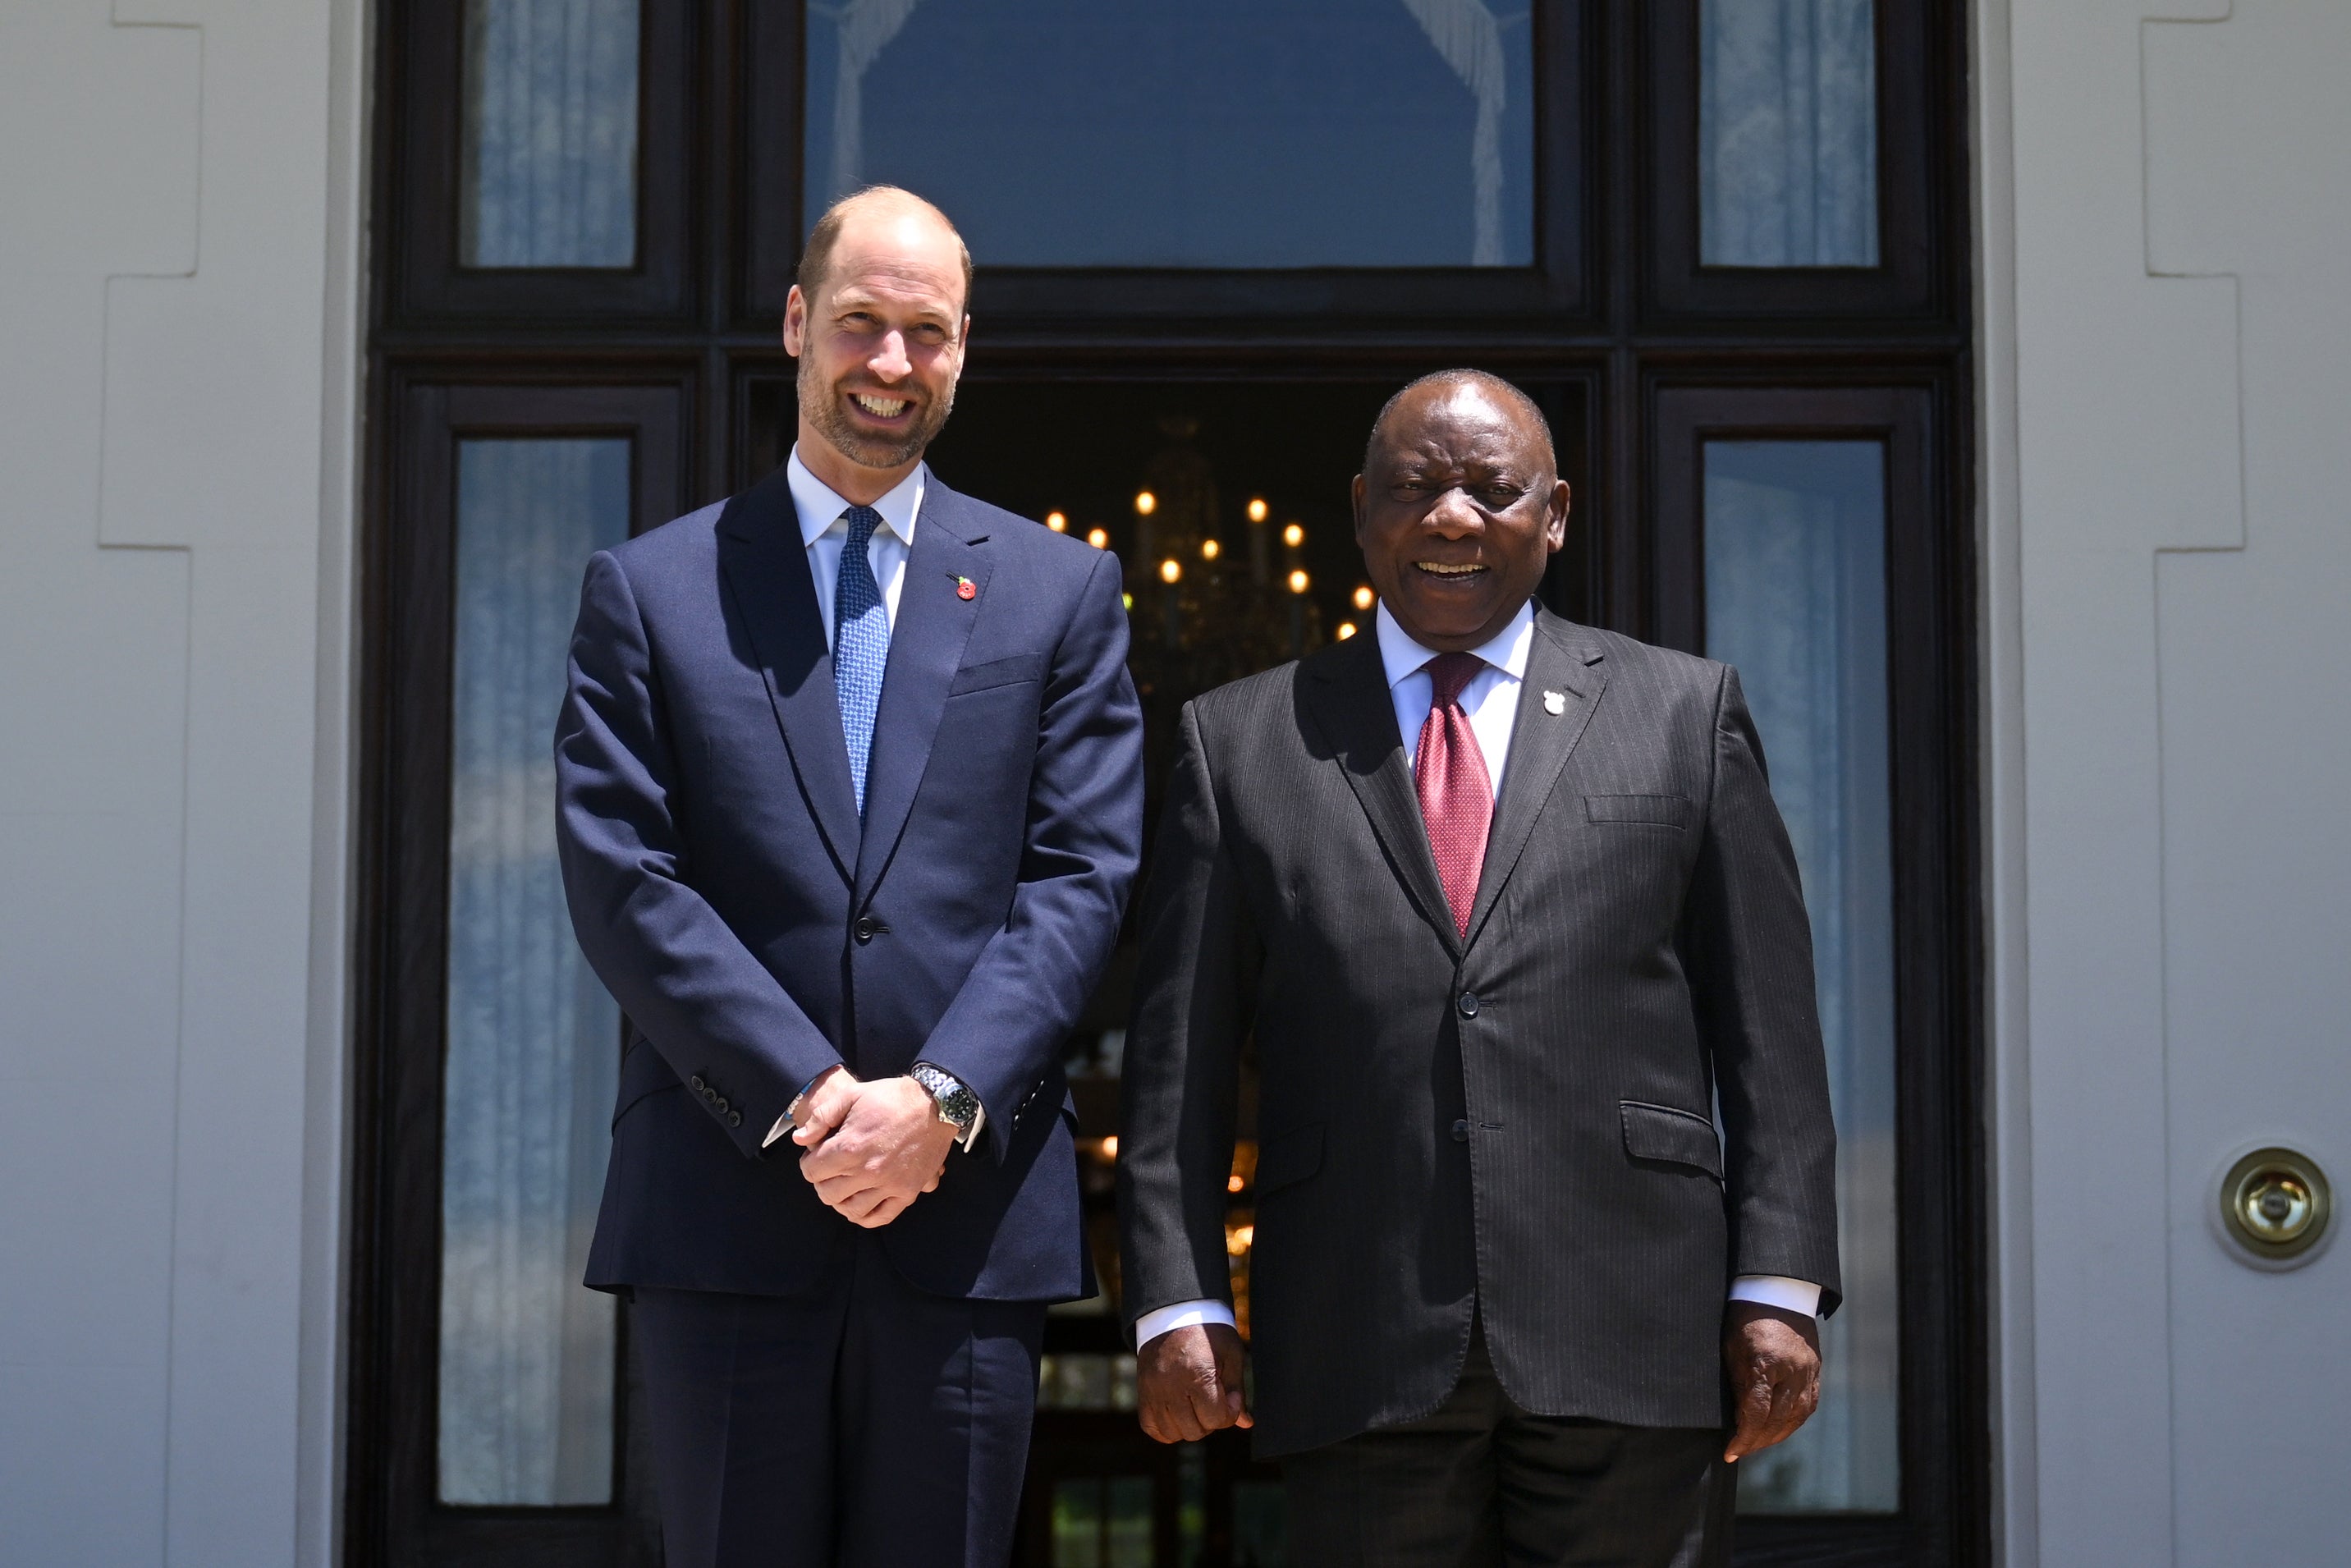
[851,392,910,419]
[1414,561,1487,579]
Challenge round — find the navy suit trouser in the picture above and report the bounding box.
[632,1235,1046,1568]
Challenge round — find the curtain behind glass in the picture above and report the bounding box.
[438,438,630,1505]
[461,0,641,268]
[1704,441,1899,1513]
[1698,0,1877,267]
[803,0,1536,268]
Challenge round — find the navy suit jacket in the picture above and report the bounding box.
[556,463,1144,1301]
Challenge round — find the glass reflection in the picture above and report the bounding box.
[1698,0,1878,267]
[804,0,1536,268]
[438,438,630,1504]
[461,0,640,268]
[1703,440,1899,1513]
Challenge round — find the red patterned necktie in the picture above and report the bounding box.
[1414,651,1494,938]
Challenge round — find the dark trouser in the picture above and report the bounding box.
[630,1234,1047,1568]
[1282,1323,1735,1568]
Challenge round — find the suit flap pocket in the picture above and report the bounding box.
[1585,793,1693,828]
[1254,1123,1325,1196]
[1620,1100,1723,1180]
[947,652,1047,695]
[612,1035,682,1127]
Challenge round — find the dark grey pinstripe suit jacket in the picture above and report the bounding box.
[1116,606,1840,1457]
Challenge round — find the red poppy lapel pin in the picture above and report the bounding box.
[948,573,977,601]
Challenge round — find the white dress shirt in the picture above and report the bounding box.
[760,447,984,1152]
[1134,599,1819,1348]
[788,444,920,635]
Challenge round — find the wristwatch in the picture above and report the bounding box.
[910,1062,981,1147]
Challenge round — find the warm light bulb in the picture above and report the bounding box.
[1226,1174,1245,1193]
[1336,621,1358,640]
[1200,538,1221,562]
[1044,511,1067,533]
[1282,523,1305,548]
[1352,585,1376,611]
[1134,491,1157,516]
[1247,497,1269,523]
[1159,558,1182,585]
[1288,569,1310,594]
[1087,527,1110,549]
[1101,1135,1119,1160]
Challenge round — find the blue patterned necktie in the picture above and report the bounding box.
[832,505,889,815]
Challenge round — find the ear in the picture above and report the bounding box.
[782,285,808,356]
[1543,478,1570,552]
[1351,472,1369,545]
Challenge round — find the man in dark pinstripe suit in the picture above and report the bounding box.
[1116,371,1839,1566]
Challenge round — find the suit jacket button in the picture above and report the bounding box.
[728,1112,742,1128]
[1452,1118,1470,1143]
[715,1096,730,1114]
[854,916,876,944]
[1458,992,1479,1019]
[690,1075,706,1093]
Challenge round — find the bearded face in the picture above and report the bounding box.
[798,343,957,473]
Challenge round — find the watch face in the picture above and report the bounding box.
[916,1066,977,1130]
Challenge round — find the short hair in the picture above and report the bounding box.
[1363,369,1555,475]
[796,186,974,314]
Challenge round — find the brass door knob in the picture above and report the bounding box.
[2220,1148,2331,1260]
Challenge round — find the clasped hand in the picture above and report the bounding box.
[789,1066,957,1228]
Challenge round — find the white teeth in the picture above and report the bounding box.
[854,394,909,417]
[1415,562,1485,576]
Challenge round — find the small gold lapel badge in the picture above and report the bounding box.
[1543,690,1567,715]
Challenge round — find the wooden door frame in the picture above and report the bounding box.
[351,2,1987,1562]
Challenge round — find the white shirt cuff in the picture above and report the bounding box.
[1727,1274,1822,1317]
[763,1112,793,1148]
[1134,1299,1236,1348]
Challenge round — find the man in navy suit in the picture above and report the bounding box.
[556,186,1144,1567]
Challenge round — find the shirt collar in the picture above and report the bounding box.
[786,444,924,550]
[1373,598,1536,691]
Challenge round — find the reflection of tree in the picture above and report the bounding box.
[812,0,923,203]
[1399,0,1510,264]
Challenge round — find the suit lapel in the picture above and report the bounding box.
[1463,611,1606,948]
[716,469,861,879]
[852,483,991,900]
[1300,635,1463,960]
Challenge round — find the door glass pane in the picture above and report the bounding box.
[1698,0,1877,267]
[461,0,641,268]
[1703,441,1899,1513]
[438,438,630,1504]
[804,0,1537,268]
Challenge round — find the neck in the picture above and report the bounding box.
[795,418,921,506]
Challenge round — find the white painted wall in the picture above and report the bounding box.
[0,0,366,1563]
[1978,1,2350,1562]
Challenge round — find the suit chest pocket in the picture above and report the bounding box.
[946,652,1047,697]
[1584,792,1694,829]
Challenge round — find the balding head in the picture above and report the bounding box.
[1364,370,1554,479]
[783,186,971,500]
[798,186,974,316]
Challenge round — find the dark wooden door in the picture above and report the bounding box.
[351,4,1984,1563]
